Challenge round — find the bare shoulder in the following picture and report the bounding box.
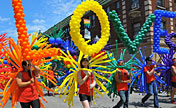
[17,72,22,78]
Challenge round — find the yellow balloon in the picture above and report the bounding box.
[69,0,110,56]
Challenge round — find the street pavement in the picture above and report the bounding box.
[3,91,176,108]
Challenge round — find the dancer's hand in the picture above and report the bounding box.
[90,84,94,89]
[86,71,91,77]
[125,80,131,83]
[30,78,34,83]
[154,65,157,68]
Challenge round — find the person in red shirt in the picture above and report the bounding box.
[16,60,40,108]
[78,58,96,108]
[171,58,176,103]
[113,60,131,108]
[141,57,159,108]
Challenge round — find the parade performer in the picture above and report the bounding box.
[16,60,40,108]
[113,60,131,108]
[48,66,56,96]
[57,49,112,108]
[171,58,176,103]
[106,41,136,101]
[78,58,96,108]
[141,57,159,108]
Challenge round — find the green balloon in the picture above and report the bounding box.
[109,10,155,54]
[32,45,39,50]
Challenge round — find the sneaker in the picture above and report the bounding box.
[141,101,144,106]
[171,100,176,104]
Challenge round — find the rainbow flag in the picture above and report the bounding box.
[84,19,90,27]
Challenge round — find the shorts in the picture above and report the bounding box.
[172,82,176,88]
[79,94,93,102]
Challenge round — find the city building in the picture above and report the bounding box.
[45,0,176,60]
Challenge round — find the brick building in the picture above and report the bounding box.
[45,0,176,60]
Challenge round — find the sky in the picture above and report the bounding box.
[0,0,81,43]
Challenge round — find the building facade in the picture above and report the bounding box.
[45,0,176,60]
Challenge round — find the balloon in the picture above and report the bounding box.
[73,55,77,60]
[92,50,106,59]
[66,64,71,68]
[49,37,55,44]
[54,43,59,47]
[55,38,63,44]
[1,0,61,107]
[153,10,176,54]
[69,0,110,56]
[3,60,7,64]
[32,45,39,50]
[165,32,176,50]
[109,10,155,54]
[0,33,8,45]
[70,50,77,56]
[57,49,112,108]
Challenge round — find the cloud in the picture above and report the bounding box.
[32,19,45,24]
[27,25,47,32]
[1,29,18,43]
[46,0,81,21]
[0,16,10,22]
[1,29,18,38]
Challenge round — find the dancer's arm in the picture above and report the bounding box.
[27,60,40,76]
[78,71,90,85]
[145,65,156,76]
[16,72,34,87]
[171,66,176,75]
[53,62,57,71]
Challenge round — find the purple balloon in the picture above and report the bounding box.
[51,42,58,48]
[70,50,77,56]
[165,32,176,50]
[55,43,59,47]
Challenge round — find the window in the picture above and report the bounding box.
[106,7,111,20]
[117,1,120,9]
[89,16,92,28]
[106,7,110,14]
[157,0,164,7]
[131,0,139,10]
[161,21,166,30]
[116,1,120,14]
[92,15,95,27]
[160,21,166,37]
[132,23,141,38]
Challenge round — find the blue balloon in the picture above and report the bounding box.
[48,62,52,64]
[70,49,77,56]
[49,37,55,44]
[3,60,7,64]
[55,38,63,44]
[153,10,176,54]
